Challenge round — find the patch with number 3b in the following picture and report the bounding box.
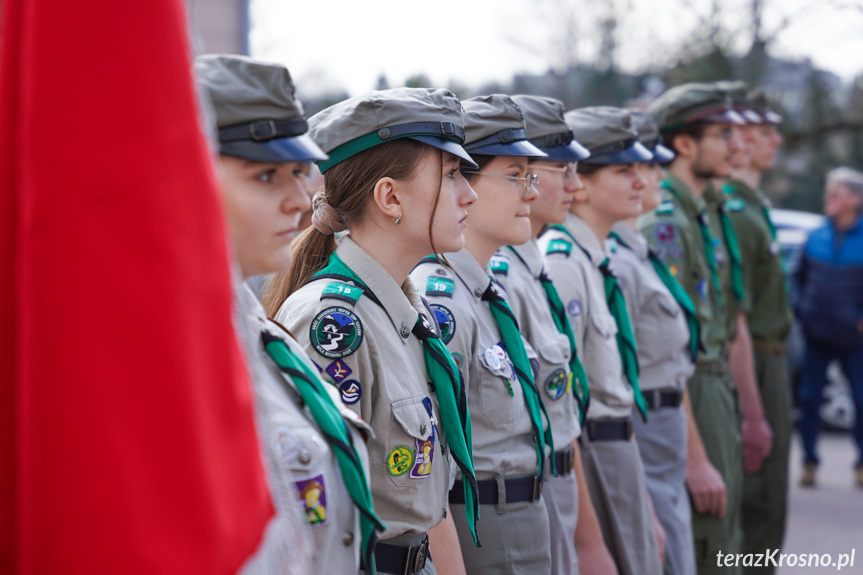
[310,307,363,359]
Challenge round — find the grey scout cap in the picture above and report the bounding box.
[648,82,746,133]
[714,80,764,124]
[308,87,477,173]
[195,54,327,163]
[510,95,591,162]
[629,110,674,164]
[565,106,653,165]
[461,95,547,159]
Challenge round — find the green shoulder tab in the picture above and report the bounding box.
[655,200,675,215]
[546,239,572,256]
[724,198,745,212]
[426,276,455,298]
[489,256,509,276]
[320,282,363,306]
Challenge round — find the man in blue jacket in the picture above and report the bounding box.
[792,166,863,487]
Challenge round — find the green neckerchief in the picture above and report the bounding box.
[504,245,590,424]
[660,180,724,309]
[598,258,649,422]
[716,202,746,303]
[482,278,556,477]
[262,333,385,573]
[609,231,701,362]
[311,253,481,546]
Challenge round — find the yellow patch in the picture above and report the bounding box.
[387,446,414,476]
[669,265,679,277]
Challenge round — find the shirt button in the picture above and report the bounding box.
[420,423,427,435]
[427,381,436,393]
[298,449,312,464]
[401,326,410,338]
[342,530,354,546]
[474,288,483,298]
[442,506,447,518]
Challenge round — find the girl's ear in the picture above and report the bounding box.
[372,176,402,221]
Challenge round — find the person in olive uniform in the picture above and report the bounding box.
[540,106,663,575]
[639,83,749,575]
[718,84,793,574]
[195,54,384,574]
[264,87,482,575]
[411,94,556,575]
[609,109,699,575]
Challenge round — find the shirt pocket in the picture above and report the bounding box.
[477,345,526,428]
[590,311,618,341]
[387,395,436,488]
[657,294,681,318]
[537,333,571,401]
[270,424,330,514]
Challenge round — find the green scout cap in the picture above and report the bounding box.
[629,110,674,164]
[461,95,547,158]
[510,95,590,162]
[648,82,746,133]
[195,54,327,163]
[714,80,763,124]
[308,87,477,173]
[748,90,783,125]
[565,106,653,165]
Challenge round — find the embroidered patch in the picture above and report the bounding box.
[724,198,745,212]
[546,239,572,256]
[430,304,456,344]
[654,222,677,244]
[338,380,362,405]
[310,307,364,359]
[452,352,463,368]
[667,244,684,260]
[410,398,437,479]
[325,359,352,382]
[545,368,568,400]
[489,256,510,276]
[295,473,328,526]
[669,264,680,277]
[426,277,455,298]
[387,446,414,476]
[655,201,675,215]
[696,279,708,301]
[567,298,583,317]
[320,282,362,305]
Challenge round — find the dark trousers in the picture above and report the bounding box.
[797,340,863,466]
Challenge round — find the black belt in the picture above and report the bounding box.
[374,535,430,575]
[554,446,576,475]
[585,418,633,442]
[643,388,683,410]
[450,475,543,505]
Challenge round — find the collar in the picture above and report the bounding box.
[507,240,543,279]
[334,236,421,342]
[561,212,607,268]
[662,170,705,218]
[611,222,648,260]
[702,181,722,206]
[446,248,494,301]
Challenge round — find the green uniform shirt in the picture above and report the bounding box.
[722,179,793,341]
[638,172,729,363]
[703,183,740,342]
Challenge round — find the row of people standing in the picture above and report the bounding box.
[197,52,790,575]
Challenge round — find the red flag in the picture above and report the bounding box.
[1,1,274,573]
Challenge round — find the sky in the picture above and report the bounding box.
[250,0,863,98]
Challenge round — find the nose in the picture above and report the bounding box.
[564,171,583,193]
[283,178,311,215]
[633,170,647,189]
[727,131,743,155]
[524,180,540,203]
[771,128,783,147]
[459,174,478,207]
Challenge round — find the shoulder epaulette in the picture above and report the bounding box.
[320,281,363,306]
[545,239,572,256]
[655,201,675,215]
[489,255,510,276]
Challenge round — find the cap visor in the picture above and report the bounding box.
[701,109,747,126]
[538,140,591,162]
[741,110,764,124]
[466,139,548,158]
[650,143,675,165]
[585,141,653,165]
[221,133,328,163]
[762,110,782,124]
[411,135,478,169]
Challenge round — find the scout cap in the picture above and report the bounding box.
[629,110,674,164]
[565,106,653,165]
[308,88,477,173]
[195,54,327,163]
[715,80,763,124]
[510,95,590,162]
[648,82,746,133]
[461,95,547,158]
[748,90,783,125]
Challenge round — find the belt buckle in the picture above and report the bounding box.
[413,538,429,574]
[531,475,543,502]
[624,418,633,440]
[565,448,574,474]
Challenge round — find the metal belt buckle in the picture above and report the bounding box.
[249,119,277,141]
[564,448,574,474]
[624,418,633,440]
[413,538,429,574]
[530,475,543,502]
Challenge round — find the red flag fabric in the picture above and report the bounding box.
[1,1,274,573]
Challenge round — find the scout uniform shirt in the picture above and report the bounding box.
[639,172,729,364]
[275,237,453,541]
[609,223,695,394]
[704,183,740,342]
[723,180,793,341]
[539,212,634,421]
[410,249,545,480]
[238,283,371,574]
[490,241,582,449]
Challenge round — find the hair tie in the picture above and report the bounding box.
[310,190,347,235]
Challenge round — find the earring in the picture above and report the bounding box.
[393,212,402,225]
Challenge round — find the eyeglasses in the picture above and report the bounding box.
[531,162,579,181]
[462,171,539,199]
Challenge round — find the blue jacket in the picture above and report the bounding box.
[792,217,863,348]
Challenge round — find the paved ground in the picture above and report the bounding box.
[778,432,862,574]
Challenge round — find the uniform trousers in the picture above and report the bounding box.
[688,369,743,575]
[543,468,580,575]
[580,431,662,575]
[633,405,696,575]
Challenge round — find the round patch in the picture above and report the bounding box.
[338,380,362,405]
[567,298,582,317]
[545,369,568,400]
[452,352,463,368]
[310,307,363,359]
[387,446,414,476]
[430,304,456,344]
[485,347,502,370]
[654,222,677,244]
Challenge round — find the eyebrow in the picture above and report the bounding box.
[505,161,523,170]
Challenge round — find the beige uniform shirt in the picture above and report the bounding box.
[491,241,582,448]
[609,223,695,393]
[238,283,372,574]
[275,237,452,541]
[539,213,634,420]
[410,248,545,480]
